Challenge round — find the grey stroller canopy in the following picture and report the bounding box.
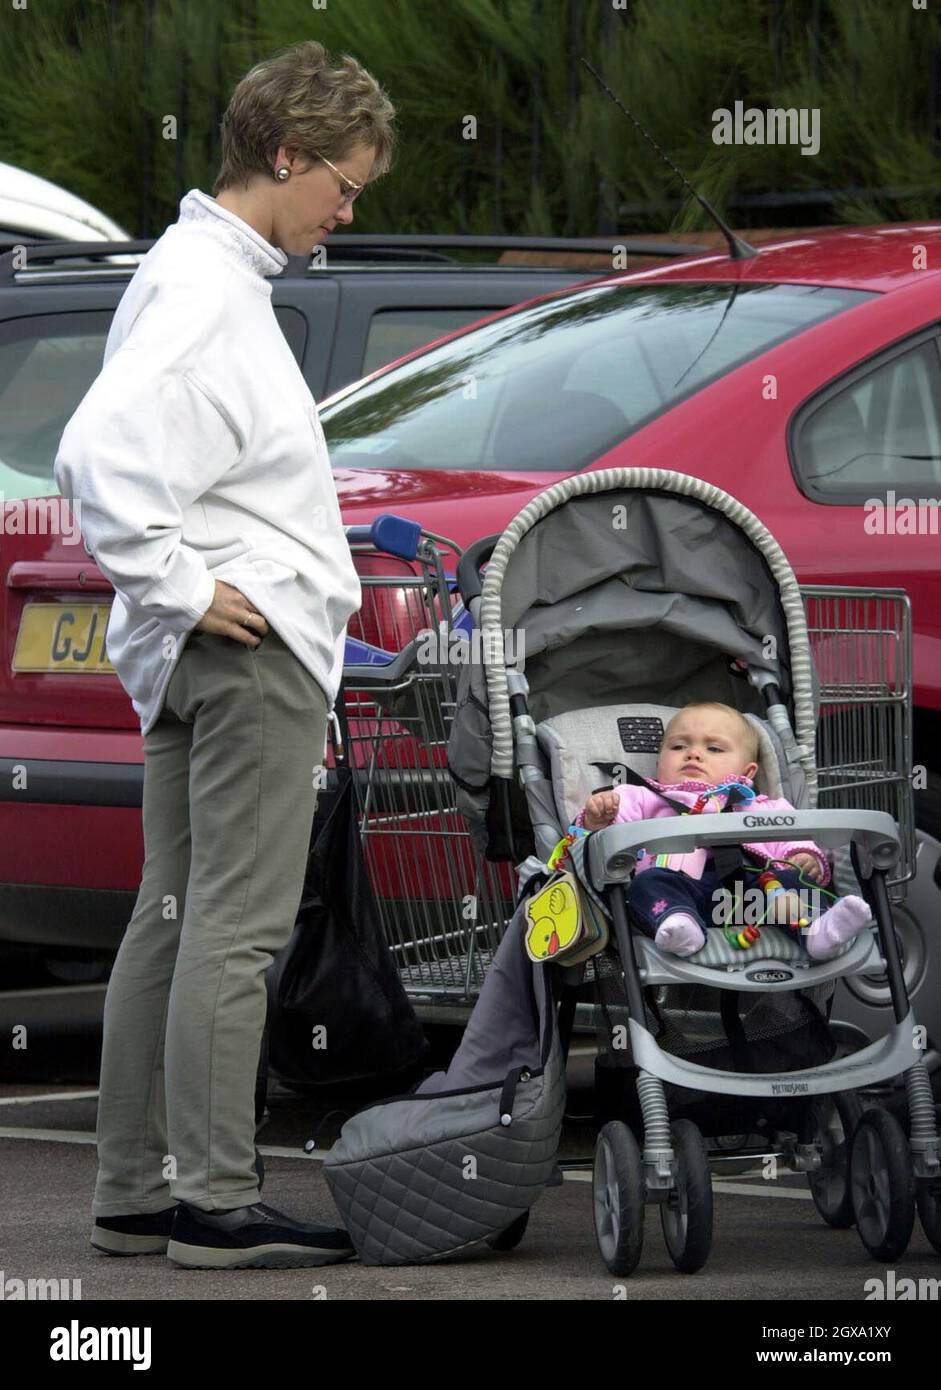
[447,468,820,858]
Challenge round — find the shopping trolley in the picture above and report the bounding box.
[338,516,513,1009]
[802,587,915,893]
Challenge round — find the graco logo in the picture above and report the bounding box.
[743,814,796,828]
[748,969,794,983]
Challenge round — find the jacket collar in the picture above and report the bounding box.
[176,189,288,287]
[653,773,756,794]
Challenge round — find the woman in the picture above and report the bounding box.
[54,40,396,1270]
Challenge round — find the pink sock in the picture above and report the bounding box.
[655,912,706,957]
[804,895,871,961]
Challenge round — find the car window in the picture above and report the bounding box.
[0,313,111,499]
[323,282,873,471]
[0,307,307,499]
[792,335,941,500]
[362,308,501,376]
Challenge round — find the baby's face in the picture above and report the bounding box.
[656,709,757,786]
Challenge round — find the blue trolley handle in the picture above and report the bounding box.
[344,513,423,561]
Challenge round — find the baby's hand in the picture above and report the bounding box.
[789,852,824,882]
[583,790,620,831]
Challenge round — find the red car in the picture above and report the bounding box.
[3,224,940,1060]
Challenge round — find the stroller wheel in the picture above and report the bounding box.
[806,1092,863,1228]
[592,1121,645,1276]
[916,1176,941,1257]
[849,1107,915,1260]
[660,1118,713,1274]
[486,1210,529,1252]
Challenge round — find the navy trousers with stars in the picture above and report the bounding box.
[626,862,814,940]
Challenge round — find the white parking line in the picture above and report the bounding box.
[0,1089,100,1105]
[558,1170,813,1199]
[0,1128,816,1199]
[0,1128,328,1160]
[712,1180,813,1200]
[560,1168,811,1198]
[0,1127,99,1144]
[251,1144,327,1160]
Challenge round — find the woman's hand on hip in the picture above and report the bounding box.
[195,580,270,648]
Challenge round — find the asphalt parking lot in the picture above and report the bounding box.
[2,1056,940,1304]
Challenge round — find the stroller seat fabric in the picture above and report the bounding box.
[535,702,792,825]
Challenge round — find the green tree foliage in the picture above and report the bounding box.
[0,0,938,238]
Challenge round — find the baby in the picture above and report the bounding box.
[576,701,872,961]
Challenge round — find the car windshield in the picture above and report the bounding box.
[322,281,873,472]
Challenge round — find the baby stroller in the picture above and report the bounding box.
[447,467,941,1276]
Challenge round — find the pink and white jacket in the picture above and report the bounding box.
[573,774,831,884]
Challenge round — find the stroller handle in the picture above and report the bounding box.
[456,532,501,604]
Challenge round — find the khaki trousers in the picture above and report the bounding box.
[91,627,328,1215]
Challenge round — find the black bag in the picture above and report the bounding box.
[263,708,428,1099]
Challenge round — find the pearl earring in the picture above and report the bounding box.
[275,166,291,181]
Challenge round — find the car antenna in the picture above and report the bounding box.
[581,58,757,261]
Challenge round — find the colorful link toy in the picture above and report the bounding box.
[650,781,756,870]
[721,861,836,949]
[547,823,588,871]
[757,868,810,931]
[726,922,761,950]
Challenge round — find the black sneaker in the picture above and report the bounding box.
[166,1202,357,1269]
[91,1146,266,1257]
[91,1207,177,1257]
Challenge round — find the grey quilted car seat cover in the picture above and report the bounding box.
[324,907,565,1264]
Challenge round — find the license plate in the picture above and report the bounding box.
[13,602,115,673]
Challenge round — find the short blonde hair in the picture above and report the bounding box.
[664,702,759,763]
[212,39,397,196]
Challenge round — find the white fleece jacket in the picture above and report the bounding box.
[54,188,360,735]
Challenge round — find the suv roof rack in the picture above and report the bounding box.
[308,233,709,261]
[0,239,154,283]
[0,232,709,282]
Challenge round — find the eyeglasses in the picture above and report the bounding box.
[311,149,364,206]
